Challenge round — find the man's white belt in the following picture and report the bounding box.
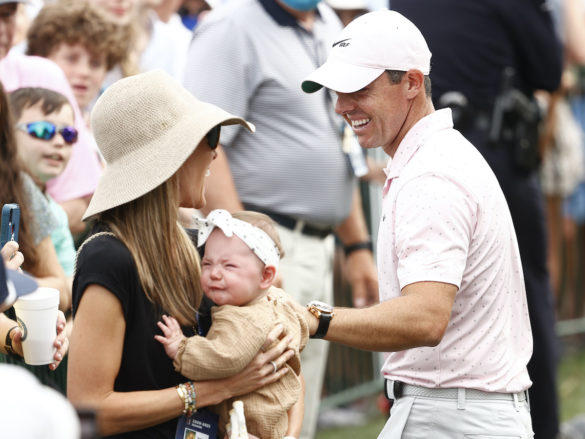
[385,379,528,403]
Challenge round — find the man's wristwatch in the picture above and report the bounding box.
[307,300,334,339]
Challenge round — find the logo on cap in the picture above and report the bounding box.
[332,38,351,48]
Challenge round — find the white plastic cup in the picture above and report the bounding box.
[12,287,60,365]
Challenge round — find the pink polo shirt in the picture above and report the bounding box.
[378,109,532,393]
[0,51,102,202]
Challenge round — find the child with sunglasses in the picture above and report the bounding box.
[156,209,307,439]
[9,87,78,282]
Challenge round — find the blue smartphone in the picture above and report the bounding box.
[1,203,20,248]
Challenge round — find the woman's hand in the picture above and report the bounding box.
[1,241,24,270]
[9,310,68,370]
[223,324,295,398]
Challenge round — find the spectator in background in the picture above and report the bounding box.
[325,0,368,26]
[0,364,81,439]
[178,0,211,30]
[152,0,193,81]
[0,82,70,313]
[183,2,379,437]
[1,0,104,241]
[390,1,563,437]
[0,80,70,393]
[90,0,191,86]
[546,0,585,318]
[87,0,141,80]
[26,0,126,122]
[1,252,75,437]
[9,87,78,279]
[1,243,69,370]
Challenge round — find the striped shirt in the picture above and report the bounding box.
[183,0,354,226]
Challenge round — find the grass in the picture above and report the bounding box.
[316,343,585,439]
[558,344,585,421]
[316,414,387,439]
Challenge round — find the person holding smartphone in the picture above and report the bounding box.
[0,82,70,311]
[0,80,71,393]
[0,240,68,369]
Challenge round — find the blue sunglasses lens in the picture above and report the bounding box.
[26,121,78,144]
[60,126,78,144]
[27,121,55,140]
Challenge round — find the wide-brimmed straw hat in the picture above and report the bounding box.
[83,70,255,220]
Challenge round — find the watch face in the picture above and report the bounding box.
[309,300,333,313]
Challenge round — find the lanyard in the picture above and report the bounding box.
[293,26,342,136]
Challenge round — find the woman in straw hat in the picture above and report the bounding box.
[67,70,295,438]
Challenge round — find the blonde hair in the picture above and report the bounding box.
[99,174,202,326]
[231,211,285,260]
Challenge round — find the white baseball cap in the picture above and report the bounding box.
[302,9,431,93]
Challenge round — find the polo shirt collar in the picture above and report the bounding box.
[383,108,454,193]
[259,0,321,28]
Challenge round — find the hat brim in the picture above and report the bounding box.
[1,267,38,312]
[302,58,385,94]
[83,105,255,221]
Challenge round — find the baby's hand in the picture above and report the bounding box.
[154,315,186,360]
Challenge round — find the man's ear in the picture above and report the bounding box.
[405,69,425,98]
[260,265,277,289]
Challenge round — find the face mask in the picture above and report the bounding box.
[279,0,322,12]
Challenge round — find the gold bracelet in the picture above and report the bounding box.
[176,382,197,417]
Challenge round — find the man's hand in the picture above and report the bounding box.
[344,249,379,308]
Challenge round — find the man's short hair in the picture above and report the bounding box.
[385,70,432,98]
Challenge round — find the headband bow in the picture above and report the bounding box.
[193,209,280,268]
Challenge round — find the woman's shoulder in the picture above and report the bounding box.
[76,228,133,271]
[72,227,140,317]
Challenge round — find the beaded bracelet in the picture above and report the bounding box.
[175,381,197,417]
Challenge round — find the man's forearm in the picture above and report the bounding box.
[307,282,457,352]
[334,186,371,246]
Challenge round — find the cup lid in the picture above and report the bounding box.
[13,287,59,310]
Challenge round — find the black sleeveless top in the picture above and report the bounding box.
[73,229,195,439]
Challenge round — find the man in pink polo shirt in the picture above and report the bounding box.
[302,10,533,438]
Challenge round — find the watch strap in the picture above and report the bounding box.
[311,312,332,339]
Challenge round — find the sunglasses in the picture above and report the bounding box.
[16,121,78,145]
[206,125,221,150]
